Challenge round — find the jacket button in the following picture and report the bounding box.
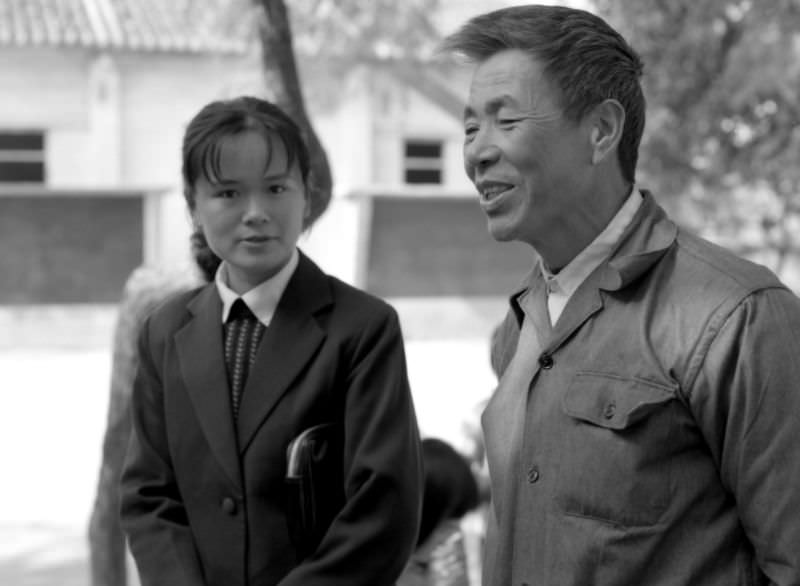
[221,497,237,515]
[538,353,554,369]
[603,401,616,419]
[526,466,540,483]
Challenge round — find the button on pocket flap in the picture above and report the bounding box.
[563,373,675,430]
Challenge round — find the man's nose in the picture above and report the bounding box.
[465,135,501,173]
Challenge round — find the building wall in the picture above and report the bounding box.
[302,65,479,286]
[0,48,91,185]
[370,68,472,190]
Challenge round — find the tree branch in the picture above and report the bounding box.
[253,0,333,224]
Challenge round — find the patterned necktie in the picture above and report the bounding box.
[223,299,265,419]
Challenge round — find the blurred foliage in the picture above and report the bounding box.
[285,0,444,112]
[289,0,442,61]
[596,0,800,274]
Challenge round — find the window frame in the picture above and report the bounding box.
[0,130,46,184]
[403,138,443,185]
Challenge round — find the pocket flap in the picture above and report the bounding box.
[563,372,675,430]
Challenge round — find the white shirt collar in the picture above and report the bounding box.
[215,248,299,326]
[540,188,643,322]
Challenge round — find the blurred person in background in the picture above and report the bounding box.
[399,437,481,586]
[443,5,800,585]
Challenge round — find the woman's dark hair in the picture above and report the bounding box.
[190,230,221,283]
[181,96,314,279]
[418,438,480,547]
[182,95,311,207]
[443,5,645,184]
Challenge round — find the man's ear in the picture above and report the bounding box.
[589,99,625,165]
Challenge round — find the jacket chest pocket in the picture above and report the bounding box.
[555,372,677,527]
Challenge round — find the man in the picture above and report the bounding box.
[444,5,800,585]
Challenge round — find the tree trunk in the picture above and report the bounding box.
[254,0,333,224]
[88,267,199,586]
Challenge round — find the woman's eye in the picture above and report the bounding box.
[217,189,238,199]
[269,185,287,194]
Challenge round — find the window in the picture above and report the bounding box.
[0,131,45,183]
[404,140,442,184]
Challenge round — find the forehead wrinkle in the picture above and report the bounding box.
[517,88,563,127]
[469,56,559,116]
[467,83,562,128]
[493,73,563,127]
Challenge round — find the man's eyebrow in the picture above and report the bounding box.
[463,95,515,121]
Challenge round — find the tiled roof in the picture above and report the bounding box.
[0,0,256,54]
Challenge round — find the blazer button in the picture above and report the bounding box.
[538,353,554,369]
[526,466,540,484]
[221,497,237,515]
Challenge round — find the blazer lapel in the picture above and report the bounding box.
[236,252,331,452]
[175,285,241,487]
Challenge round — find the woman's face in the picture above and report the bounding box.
[191,130,309,294]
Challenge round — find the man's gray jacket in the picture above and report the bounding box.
[484,192,800,586]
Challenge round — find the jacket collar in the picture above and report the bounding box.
[176,250,333,487]
[497,191,678,374]
[510,190,676,308]
[596,190,678,291]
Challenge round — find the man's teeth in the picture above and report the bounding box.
[483,186,509,198]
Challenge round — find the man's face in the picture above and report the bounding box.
[463,49,593,250]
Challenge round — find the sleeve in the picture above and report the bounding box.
[279,305,424,586]
[119,315,206,586]
[689,287,800,585]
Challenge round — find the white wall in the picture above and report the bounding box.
[369,69,474,191]
[0,48,92,186]
[310,67,375,195]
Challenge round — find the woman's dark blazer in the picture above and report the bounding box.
[120,251,423,586]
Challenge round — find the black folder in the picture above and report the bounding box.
[285,422,345,558]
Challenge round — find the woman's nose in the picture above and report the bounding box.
[242,194,270,223]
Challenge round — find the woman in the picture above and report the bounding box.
[120,96,423,586]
